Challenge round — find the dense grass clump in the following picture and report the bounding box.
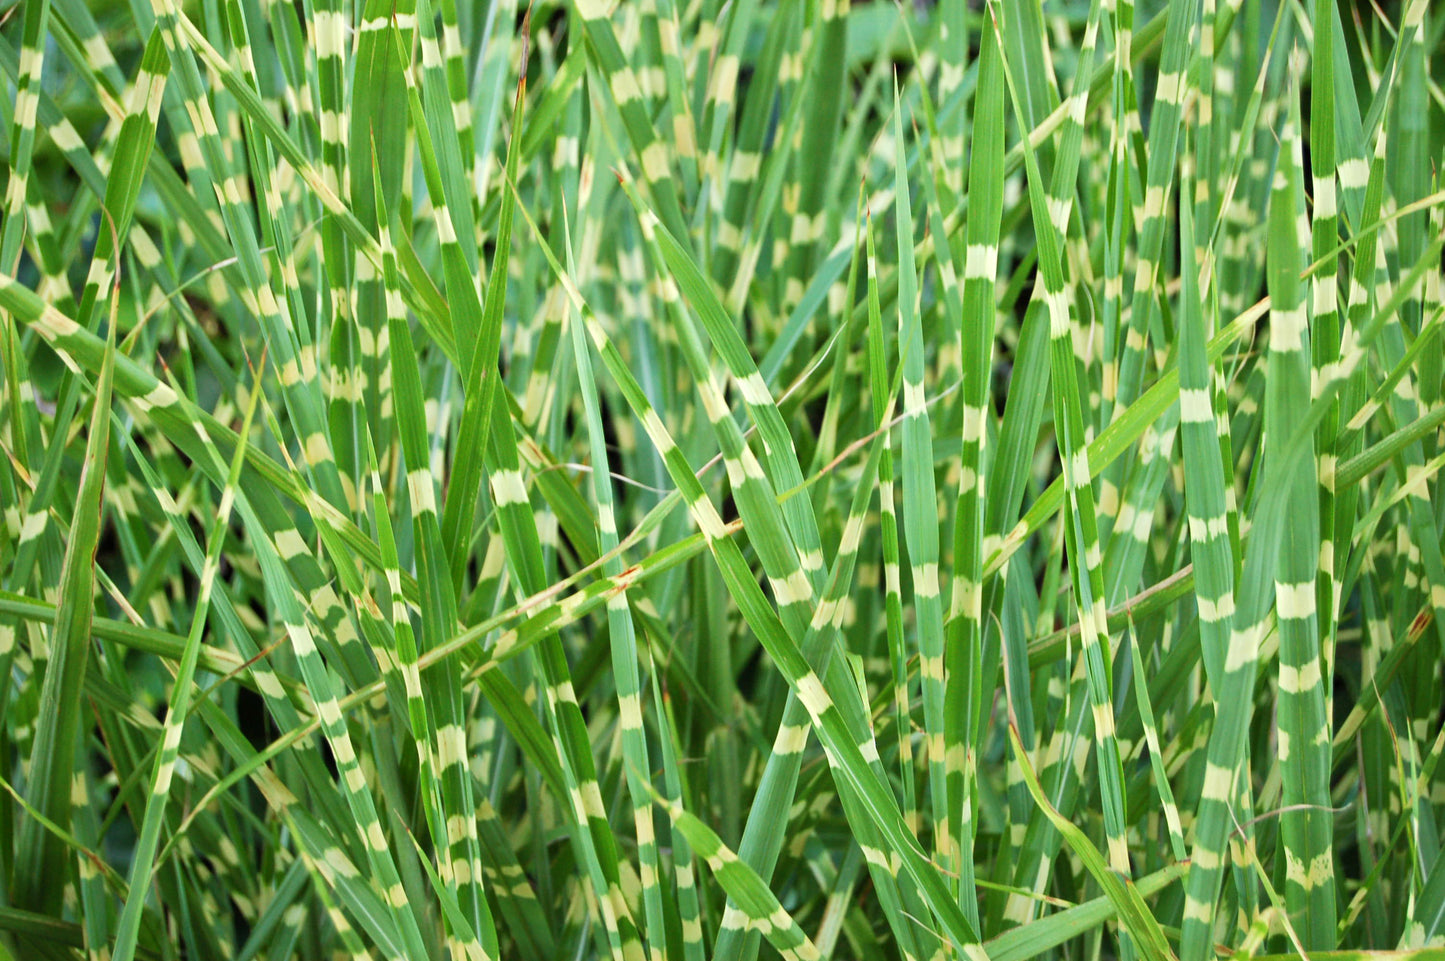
[2,0,1445,958]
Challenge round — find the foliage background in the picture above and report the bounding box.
[1,0,1444,959]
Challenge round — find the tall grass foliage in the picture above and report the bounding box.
[1,0,1444,959]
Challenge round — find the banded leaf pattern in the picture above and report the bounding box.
[0,2,1441,960]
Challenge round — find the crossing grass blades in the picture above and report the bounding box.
[1,0,1444,959]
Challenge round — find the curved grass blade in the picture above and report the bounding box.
[12,322,114,924]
